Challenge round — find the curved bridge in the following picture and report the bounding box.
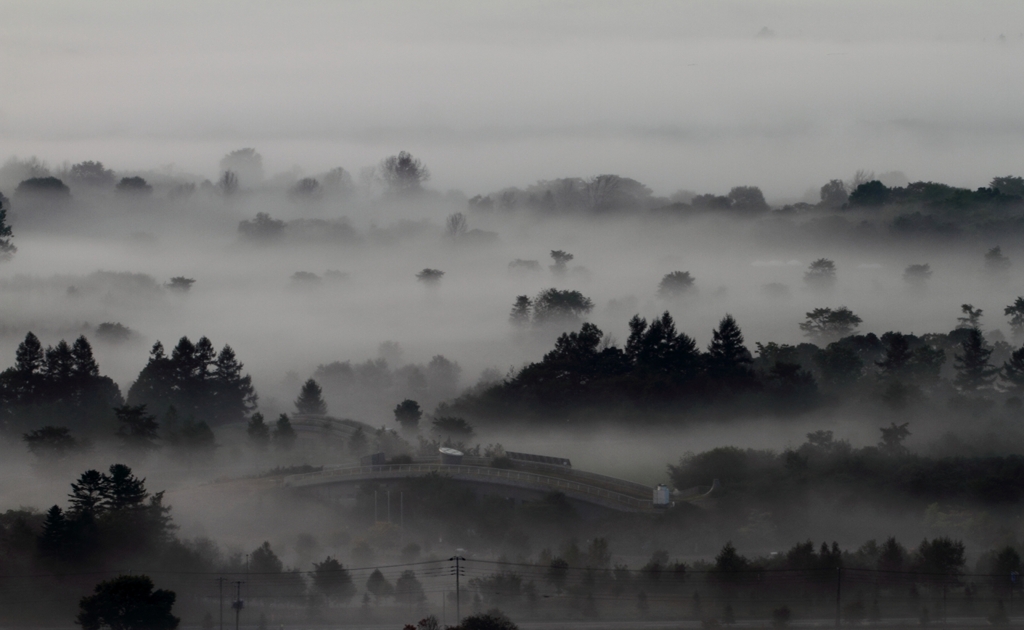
[283,462,659,512]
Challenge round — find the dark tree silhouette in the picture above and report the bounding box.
[878,422,911,456]
[238,212,285,242]
[431,416,474,437]
[799,307,862,342]
[365,568,394,602]
[295,378,327,415]
[126,336,256,425]
[726,186,769,213]
[991,176,1024,197]
[509,296,532,326]
[68,161,115,187]
[115,177,153,195]
[166,277,194,292]
[219,148,263,185]
[272,414,296,450]
[288,178,322,201]
[23,426,79,459]
[657,271,696,298]
[1001,346,1024,394]
[903,264,932,288]
[848,180,890,207]
[819,179,848,208]
[460,609,518,630]
[416,268,444,285]
[379,151,429,196]
[954,328,998,391]
[394,570,425,607]
[69,469,109,518]
[445,212,468,237]
[218,171,238,196]
[77,575,179,630]
[985,246,1011,273]
[37,505,68,560]
[1005,297,1024,340]
[15,176,70,197]
[625,312,700,381]
[549,250,573,275]
[394,399,422,431]
[957,304,983,330]
[114,405,160,450]
[246,412,270,448]
[803,258,837,290]
[312,556,356,603]
[0,194,15,260]
[706,315,755,389]
[250,541,284,573]
[531,288,594,325]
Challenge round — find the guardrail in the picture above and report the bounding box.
[283,464,653,511]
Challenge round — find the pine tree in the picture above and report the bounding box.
[115,404,161,450]
[0,197,16,261]
[294,378,327,415]
[953,328,998,391]
[15,332,44,374]
[103,464,149,511]
[212,345,257,424]
[706,315,756,389]
[1002,346,1024,394]
[37,505,67,560]
[68,470,109,518]
[247,412,270,448]
[876,333,914,377]
[273,414,296,450]
[71,336,100,377]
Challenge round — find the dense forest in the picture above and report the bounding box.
[2,148,1024,629]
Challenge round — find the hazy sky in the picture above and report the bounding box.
[3,1,1024,198]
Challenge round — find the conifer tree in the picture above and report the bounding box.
[294,378,327,415]
[953,328,998,391]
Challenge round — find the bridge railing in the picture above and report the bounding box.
[283,464,652,510]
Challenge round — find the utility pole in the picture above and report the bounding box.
[450,556,465,624]
[374,491,378,522]
[217,578,226,630]
[231,581,244,630]
[387,489,391,523]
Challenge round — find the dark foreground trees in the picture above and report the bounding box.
[78,575,179,630]
[126,337,257,426]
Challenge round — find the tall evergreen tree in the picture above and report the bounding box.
[104,464,149,511]
[294,378,327,415]
[211,345,256,423]
[0,197,16,261]
[706,315,756,390]
[273,414,296,450]
[15,332,44,374]
[625,312,700,381]
[876,333,914,378]
[953,329,998,391]
[115,404,160,450]
[68,470,109,518]
[45,340,75,387]
[71,336,100,377]
[37,505,67,560]
[1001,346,1024,394]
[247,412,270,448]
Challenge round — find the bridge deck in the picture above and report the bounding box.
[283,463,657,512]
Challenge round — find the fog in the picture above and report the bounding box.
[4,2,1024,196]
[3,2,1024,628]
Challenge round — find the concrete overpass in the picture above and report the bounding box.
[280,459,713,513]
